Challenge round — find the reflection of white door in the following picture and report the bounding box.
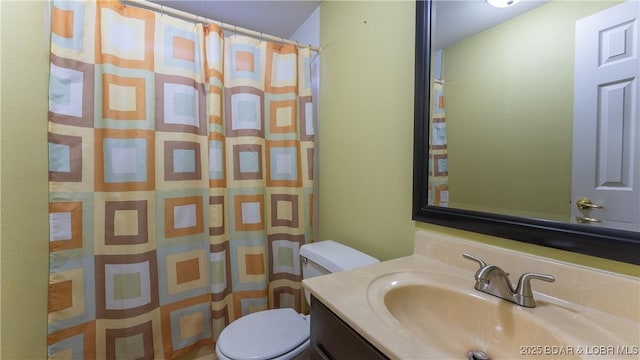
[572,1,640,231]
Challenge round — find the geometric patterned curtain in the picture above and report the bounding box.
[47,1,314,358]
[428,79,448,207]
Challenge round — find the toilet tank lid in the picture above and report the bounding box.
[299,240,379,273]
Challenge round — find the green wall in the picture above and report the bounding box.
[318,1,417,261]
[442,1,619,221]
[0,1,50,358]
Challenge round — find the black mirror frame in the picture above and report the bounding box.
[413,0,639,265]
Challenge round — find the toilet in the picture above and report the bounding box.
[215,240,379,360]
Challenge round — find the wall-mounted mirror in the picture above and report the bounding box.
[413,0,640,265]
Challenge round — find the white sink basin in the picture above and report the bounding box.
[367,271,630,359]
[303,233,640,360]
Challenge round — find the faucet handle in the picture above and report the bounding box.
[462,253,487,269]
[515,273,555,305]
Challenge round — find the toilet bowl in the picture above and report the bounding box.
[215,309,310,360]
[215,240,379,360]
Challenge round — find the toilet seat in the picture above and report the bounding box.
[216,308,310,360]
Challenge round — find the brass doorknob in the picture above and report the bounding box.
[576,198,603,210]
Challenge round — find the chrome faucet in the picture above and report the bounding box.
[463,253,555,308]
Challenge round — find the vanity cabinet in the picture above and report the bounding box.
[309,295,389,360]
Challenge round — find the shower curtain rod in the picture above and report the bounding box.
[122,0,321,52]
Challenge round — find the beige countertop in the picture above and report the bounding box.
[302,230,640,359]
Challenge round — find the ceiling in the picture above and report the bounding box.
[146,0,548,49]
[433,0,549,50]
[150,0,322,39]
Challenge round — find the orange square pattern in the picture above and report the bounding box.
[269,100,297,134]
[95,1,155,70]
[176,258,201,284]
[48,280,74,313]
[52,7,75,39]
[172,36,195,62]
[265,43,297,94]
[49,201,83,251]
[235,51,255,72]
[244,254,265,275]
[164,196,204,238]
[233,194,265,232]
[102,73,147,120]
[208,85,223,126]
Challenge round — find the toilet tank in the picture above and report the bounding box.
[300,240,379,306]
[299,240,379,302]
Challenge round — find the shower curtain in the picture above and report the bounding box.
[47,1,315,358]
[428,80,448,206]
